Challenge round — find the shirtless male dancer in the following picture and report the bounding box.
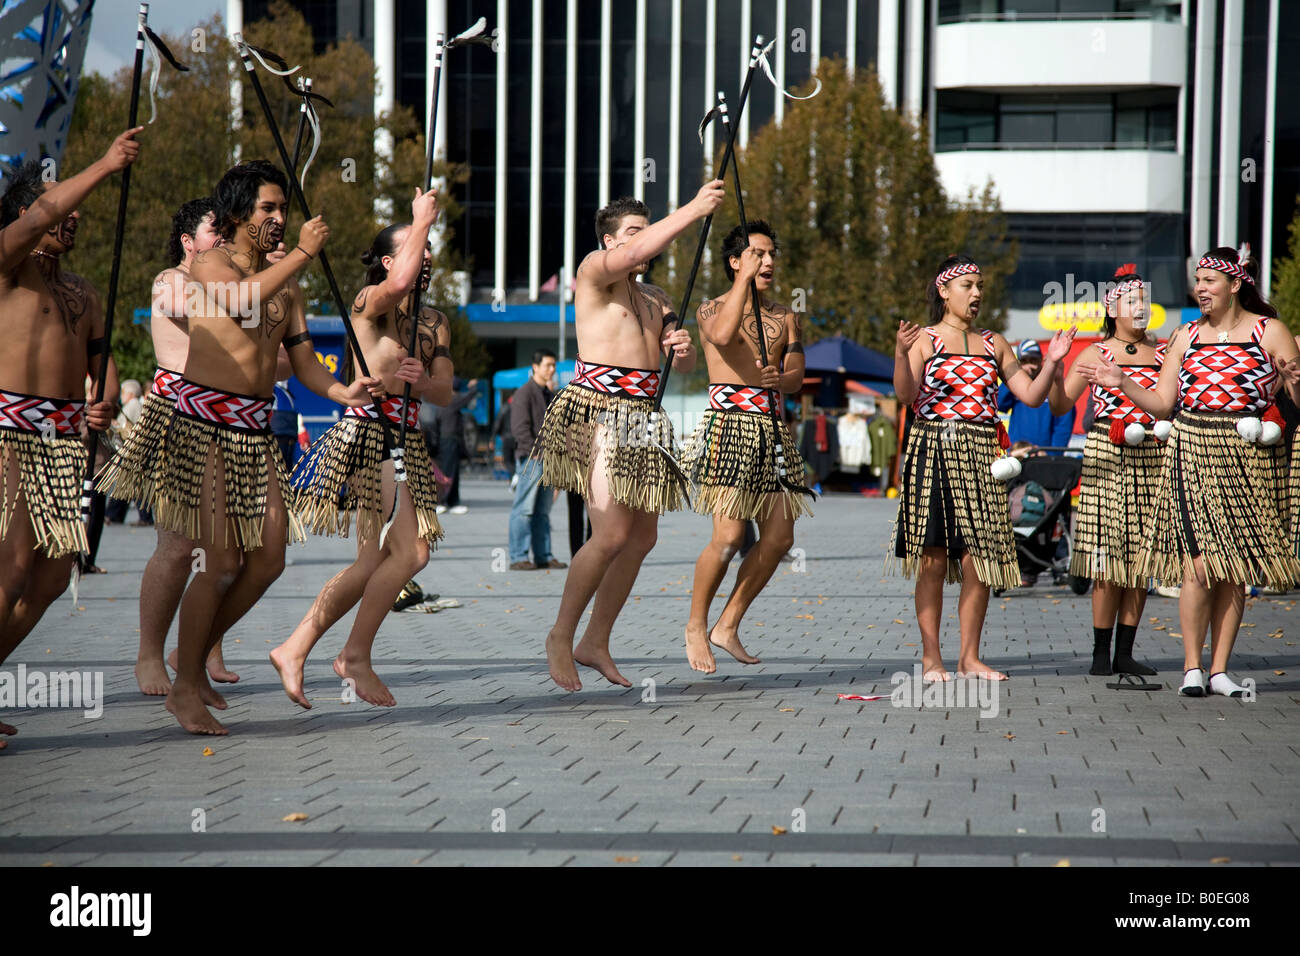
[151,160,378,735]
[96,197,238,694]
[273,188,454,708]
[0,128,140,751]
[681,220,810,672]
[535,185,725,691]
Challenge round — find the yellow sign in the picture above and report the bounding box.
[1039,302,1167,333]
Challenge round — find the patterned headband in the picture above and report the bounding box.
[935,262,980,288]
[1104,277,1144,311]
[1198,255,1254,285]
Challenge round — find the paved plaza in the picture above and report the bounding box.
[1,478,1297,866]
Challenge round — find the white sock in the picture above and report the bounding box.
[1179,668,1206,695]
[1209,672,1247,697]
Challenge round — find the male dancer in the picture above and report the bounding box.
[273,190,453,708]
[151,160,379,735]
[681,221,809,673]
[96,197,237,695]
[0,128,141,750]
[536,184,725,691]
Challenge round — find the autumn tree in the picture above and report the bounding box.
[659,58,1017,359]
[1270,202,1300,335]
[60,1,486,383]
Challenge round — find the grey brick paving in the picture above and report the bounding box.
[1,478,1297,866]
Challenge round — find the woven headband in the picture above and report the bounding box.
[1198,255,1254,284]
[935,262,980,288]
[1104,277,1144,311]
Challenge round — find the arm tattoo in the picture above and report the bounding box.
[283,331,312,349]
[263,288,291,338]
[352,287,369,315]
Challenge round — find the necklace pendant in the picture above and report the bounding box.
[1125,343,1138,355]
[1217,331,1229,343]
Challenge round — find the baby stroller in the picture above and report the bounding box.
[995,450,1089,596]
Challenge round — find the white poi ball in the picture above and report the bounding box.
[1153,420,1173,441]
[1124,422,1147,446]
[991,456,1022,481]
[1259,421,1283,446]
[1236,416,1263,442]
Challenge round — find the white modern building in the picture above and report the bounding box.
[232,0,1297,355]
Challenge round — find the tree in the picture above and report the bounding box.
[658,58,1017,359]
[59,1,483,384]
[1270,201,1300,335]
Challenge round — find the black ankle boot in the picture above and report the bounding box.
[1113,624,1157,675]
[1090,626,1113,676]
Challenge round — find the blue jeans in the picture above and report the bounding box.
[509,458,553,564]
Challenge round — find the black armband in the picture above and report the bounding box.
[283,331,312,349]
[664,311,680,329]
[86,336,106,356]
[433,344,452,360]
[786,341,804,355]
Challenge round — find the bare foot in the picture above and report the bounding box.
[168,646,240,684]
[164,685,228,736]
[0,720,15,752]
[957,657,1009,681]
[546,629,582,692]
[332,657,396,706]
[198,677,228,711]
[269,644,312,709]
[922,654,951,682]
[709,624,761,665]
[135,658,172,696]
[573,639,632,687]
[685,620,716,673]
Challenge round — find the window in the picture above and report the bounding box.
[936,90,1178,149]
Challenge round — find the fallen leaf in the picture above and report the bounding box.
[1274,670,1286,676]
[1170,632,1182,638]
[614,855,639,863]
[779,708,795,712]
[902,642,918,647]
[201,747,214,757]
[1055,859,1071,867]
[892,619,905,624]
[1152,626,1166,631]
[771,826,787,835]
[795,614,815,620]
[1004,733,1016,740]
[282,812,309,823]
[1210,856,1231,864]
[1056,731,1069,735]
[732,854,743,861]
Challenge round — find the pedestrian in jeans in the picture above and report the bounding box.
[435,378,478,514]
[509,349,566,570]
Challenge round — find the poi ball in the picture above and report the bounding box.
[886,486,899,499]
[1236,416,1263,442]
[1259,421,1283,446]
[1153,420,1173,441]
[991,456,1021,481]
[1124,422,1146,446]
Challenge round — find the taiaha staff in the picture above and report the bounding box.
[719,92,815,501]
[232,35,373,378]
[289,77,313,176]
[77,4,188,589]
[380,17,493,548]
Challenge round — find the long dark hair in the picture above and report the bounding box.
[166,197,216,266]
[1199,246,1277,319]
[927,254,979,324]
[1102,262,1144,339]
[360,223,406,287]
[212,160,287,240]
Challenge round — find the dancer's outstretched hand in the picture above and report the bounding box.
[1045,326,1076,363]
[1075,352,1122,388]
[690,179,725,217]
[895,320,921,359]
[101,127,144,172]
[412,186,439,225]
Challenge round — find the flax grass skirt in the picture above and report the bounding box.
[679,408,812,521]
[94,392,173,505]
[535,384,683,514]
[1290,427,1300,561]
[0,430,87,557]
[1136,409,1300,589]
[290,417,443,547]
[1070,420,1165,588]
[889,417,1020,589]
[151,414,303,552]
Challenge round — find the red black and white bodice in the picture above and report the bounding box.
[1090,342,1165,424]
[1178,317,1277,414]
[913,327,999,423]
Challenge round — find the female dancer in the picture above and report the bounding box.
[893,255,1074,681]
[1050,264,1164,676]
[1078,247,1300,697]
[271,191,452,708]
